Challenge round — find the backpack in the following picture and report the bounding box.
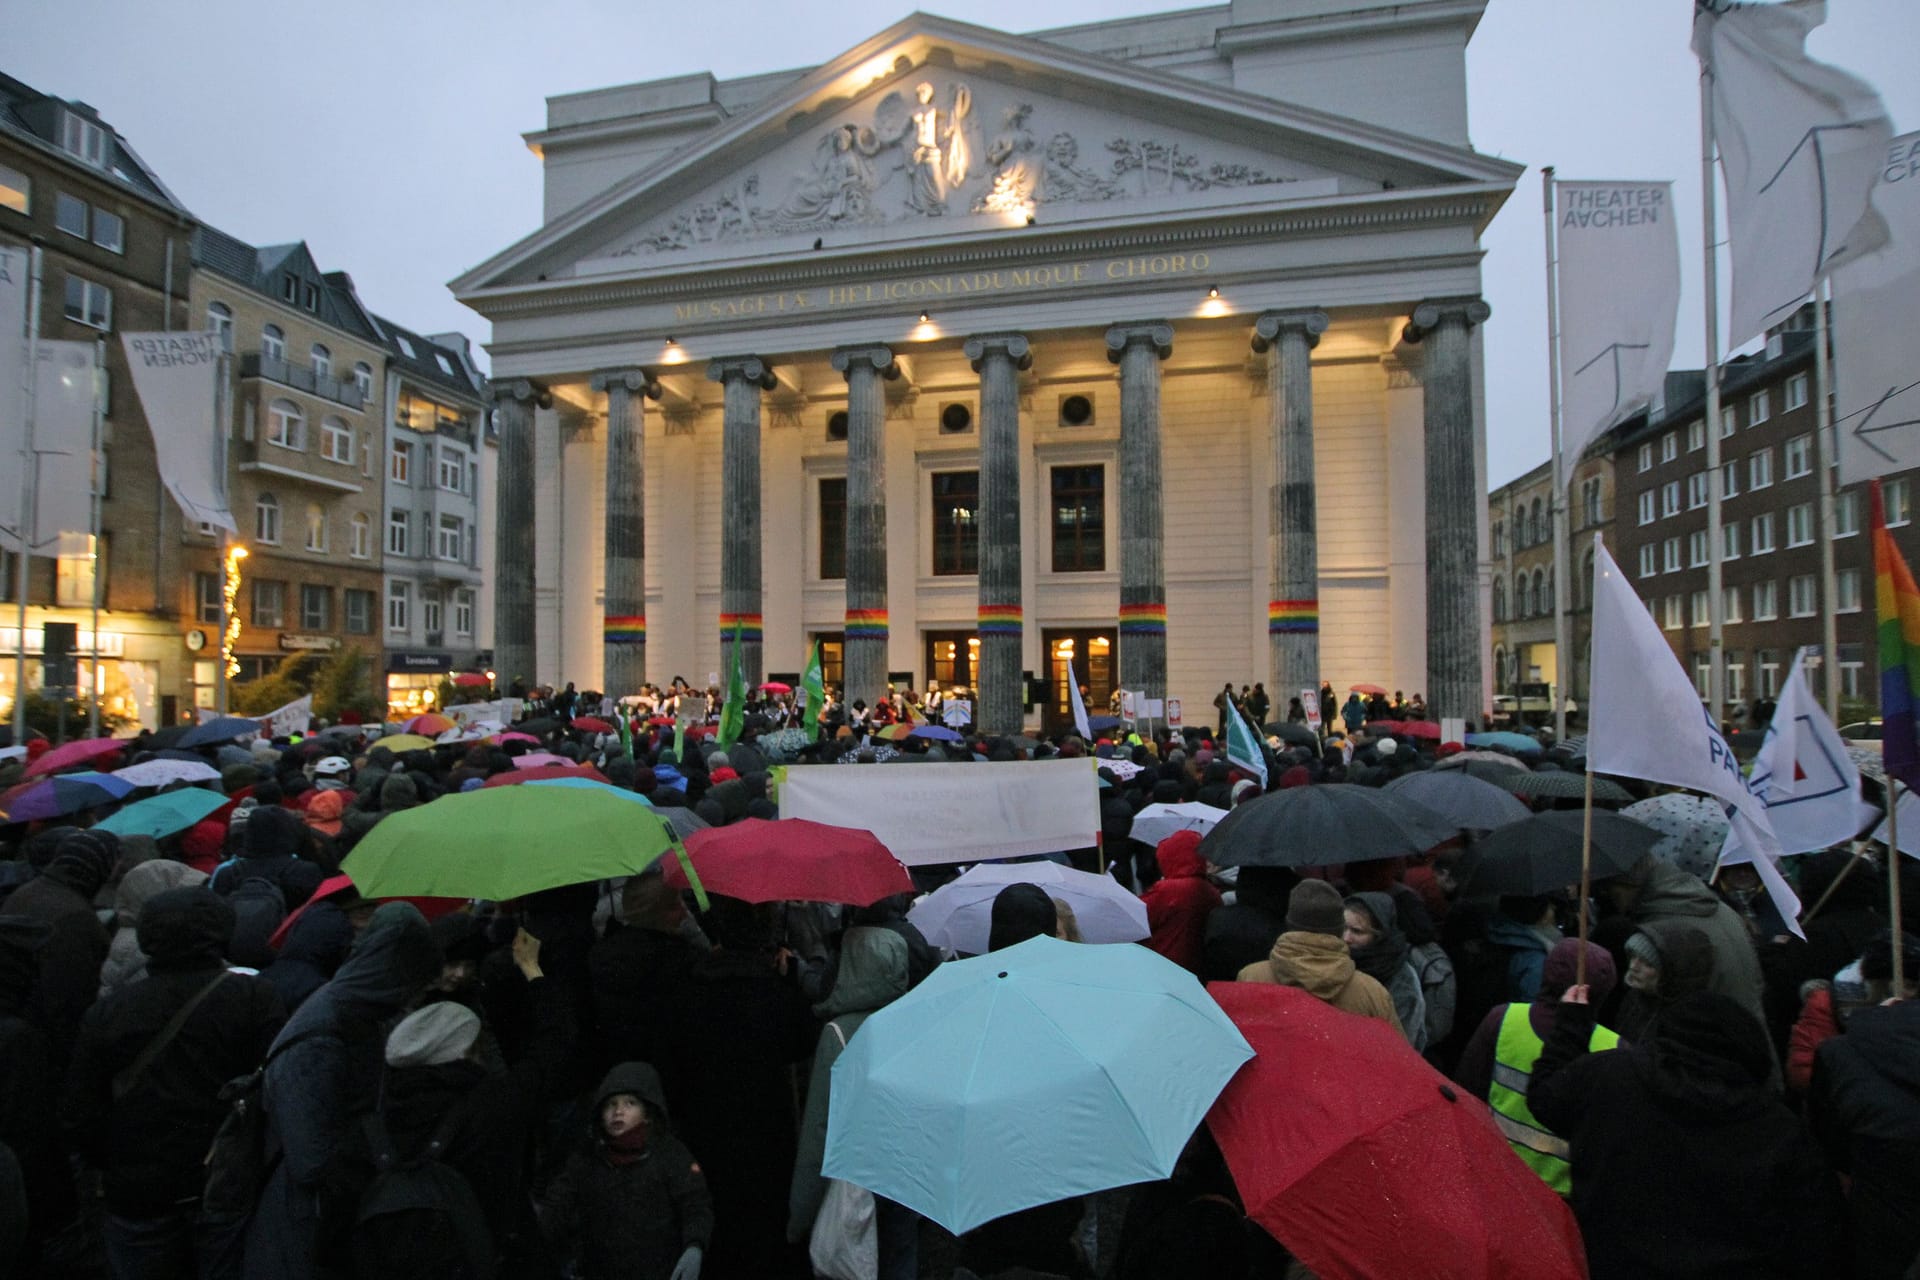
[227,875,287,969]
[201,1029,322,1220]
[350,1106,496,1280]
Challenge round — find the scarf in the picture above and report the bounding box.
[601,1122,652,1168]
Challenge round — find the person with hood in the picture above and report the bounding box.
[4,829,116,1064]
[1340,692,1366,735]
[789,927,917,1280]
[1531,987,1846,1280]
[1616,919,1718,1043]
[243,902,441,1280]
[540,1060,713,1280]
[1140,831,1222,974]
[99,858,210,998]
[64,887,285,1278]
[1343,892,1426,1049]
[1238,880,1404,1036]
[590,869,706,1076]
[1202,865,1298,983]
[987,882,1059,952]
[1599,853,1768,1032]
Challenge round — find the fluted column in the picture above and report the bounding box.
[964,333,1032,735]
[1253,309,1329,708]
[490,378,550,695]
[830,343,897,708]
[707,356,777,688]
[1106,322,1174,702]
[1403,297,1491,724]
[592,368,660,697]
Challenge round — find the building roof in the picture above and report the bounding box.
[189,224,383,343]
[374,313,486,403]
[0,70,190,214]
[1606,325,1815,453]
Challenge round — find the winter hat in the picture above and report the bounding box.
[380,773,420,812]
[1540,938,1617,1006]
[221,763,257,793]
[1278,765,1312,790]
[1376,739,1398,757]
[709,765,740,784]
[245,804,305,860]
[385,1001,483,1068]
[137,886,235,971]
[988,882,1059,952]
[47,830,118,897]
[1624,929,1663,971]
[1230,778,1259,806]
[1285,879,1347,937]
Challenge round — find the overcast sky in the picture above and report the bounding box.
[10,1,1916,485]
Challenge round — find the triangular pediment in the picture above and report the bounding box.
[454,13,1520,297]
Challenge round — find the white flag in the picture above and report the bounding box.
[1868,789,1920,861]
[1835,132,1920,484]
[262,693,313,739]
[1066,659,1092,740]
[1587,535,1803,934]
[120,331,235,531]
[1555,181,1682,476]
[1721,649,1873,865]
[0,245,25,472]
[1694,0,1891,348]
[0,341,95,557]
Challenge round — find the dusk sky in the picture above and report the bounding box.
[10,0,1916,485]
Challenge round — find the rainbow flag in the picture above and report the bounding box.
[978,604,1022,636]
[1119,603,1166,636]
[1872,479,1920,789]
[604,614,646,645]
[718,612,763,645]
[1269,599,1318,635]
[846,608,889,641]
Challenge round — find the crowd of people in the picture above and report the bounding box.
[0,675,1916,1280]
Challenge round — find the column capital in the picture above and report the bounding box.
[704,355,777,390]
[962,333,1033,372]
[1250,309,1330,353]
[1105,321,1174,363]
[1402,296,1491,343]
[591,368,662,399]
[488,378,553,409]
[830,343,898,381]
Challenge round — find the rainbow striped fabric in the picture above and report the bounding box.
[1119,603,1166,636]
[718,613,762,644]
[1269,599,1318,635]
[978,604,1023,636]
[846,608,889,641]
[603,614,646,645]
[1872,480,1920,789]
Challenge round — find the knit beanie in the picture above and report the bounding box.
[49,829,118,896]
[385,1001,483,1068]
[1284,879,1346,937]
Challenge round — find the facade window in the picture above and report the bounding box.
[251,579,284,628]
[1687,419,1705,452]
[1637,442,1653,473]
[303,503,327,552]
[1661,433,1677,463]
[1491,521,1504,557]
[350,512,371,559]
[818,477,846,580]
[1721,461,1740,499]
[345,588,374,634]
[62,113,107,168]
[267,399,304,450]
[1786,502,1813,547]
[91,209,123,253]
[1842,652,1865,700]
[437,448,464,493]
[436,514,465,562]
[1638,545,1657,579]
[1749,389,1771,425]
[353,362,373,402]
[1723,521,1741,560]
[390,441,411,485]
[1492,578,1506,620]
[1721,406,1737,438]
[1835,490,1860,537]
[194,572,221,623]
[1689,529,1710,568]
[1663,537,1681,574]
[1529,499,1544,546]
[386,580,410,632]
[1784,373,1809,411]
[1661,481,1681,518]
[1759,650,1780,698]
[387,510,410,557]
[55,191,87,237]
[1789,574,1817,618]
[1836,568,1863,613]
[453,589,474,637]
[0,161,28,214]
[1888,478,1912,527]
[423,591,443,636]
[1687,471,1708,510]
[282,276,298,304]
[1581,478,1603,528]
[1662,596,1683,631]
[1050,465,1105,572]
[1784,433,1812,479]
[1749,448,1773,490]
[1723,586,1743,624]
[320,416,353,464]
[207,302,233,351]
[261,324,285,362]
[1690,590,1709,628]
[1637,491,1655,525]
[310,344,331,379]
[1753,580,1778,621]
[254,492,280,544]
[55,538,100,607]
[931,470,979,576]
[1727,658,1746,704]
[300,584,330,631]
[63,275,111,329]
[1752,512,1776,554]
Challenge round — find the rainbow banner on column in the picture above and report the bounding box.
[718,612,763,645]
[1269,599,1319,635]
[1119,603,1167,636]
[604,614,647,645]
[846,609,889,641]
[978,604,1023,636]
[1871,480,1920,789]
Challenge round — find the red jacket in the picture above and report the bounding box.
[1787,984,1842,1094]
[1140,830,1221,975]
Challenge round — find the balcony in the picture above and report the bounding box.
[242,352,365,412]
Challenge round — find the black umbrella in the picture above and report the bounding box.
[1264,722,1320,748]
[1196,783,1459,869]
[177,716,265,749]
[1461,811,1662,897]
[1085,715,1120,734]
[728,742,767,774]
[1503,771,1634,805]
[1383,770,1531,833]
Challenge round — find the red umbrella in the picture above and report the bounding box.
[1205,983,1586,1280]
[646,716,674,727]
[24,737,130,778]
[660,817,914,906]
[758,681,792,695]
[1366,720,1409,735]
[452,672,492,688]
[268,873,462,950]
[482,763,610,788]
[1348,683,1388,697]
[571,716,614,734]
[1397,720,1441,741]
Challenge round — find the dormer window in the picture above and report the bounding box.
[283,275,299,303]
[61,112,107,169]
[396,334,416,358]
[434,352,454,377]
[303,284,318,311]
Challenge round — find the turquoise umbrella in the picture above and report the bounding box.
[1464,731,1544,755]
[822,934,1253,1234]
[524,776,653,805]
[94,787,229,840]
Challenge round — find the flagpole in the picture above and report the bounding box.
[1890,779,1906,996]
[1700,28,1727,731]
[1576,762,1595,988]
[11,246,42,744]
[1543,167,1572,742]
[215,349,231,717]
[1812,279,1842,719]
[87,336,104,739]
[1798,844,1863,927]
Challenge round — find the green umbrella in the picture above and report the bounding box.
[342,785,701,903]
[93,787,228,839]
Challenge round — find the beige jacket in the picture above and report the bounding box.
[1237,930,1408,1039]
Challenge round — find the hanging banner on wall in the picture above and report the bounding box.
[120,331,235,531]
[0,341,94,557]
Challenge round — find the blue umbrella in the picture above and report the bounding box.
[178,717,264,749]
[1464,731,1544,755]
[525,776,653,805]
[3,771,136,822]
[822,934,1253,1234]
[1086,715,1121,734]
[93,787,229,839]
[906,724,962,742]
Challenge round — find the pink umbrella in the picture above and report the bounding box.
[491,731,539,745]
[24,737,131,779]
[512,751,572,769]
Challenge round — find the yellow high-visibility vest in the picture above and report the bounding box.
[1488,1002,1620,1195]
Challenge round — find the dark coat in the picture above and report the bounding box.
[588,924,701,1076]
[4,865,110,1064]
[1809,1001,1920,1280]
[264,898,356,1014]
[1531,993,1846,1280]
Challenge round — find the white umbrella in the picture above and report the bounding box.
[1129,801,1227,847]
[908,861,1148,955]
[111,758,223,788]
[1099,758,1147,781]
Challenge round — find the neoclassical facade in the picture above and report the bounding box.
[453,3,1518,731]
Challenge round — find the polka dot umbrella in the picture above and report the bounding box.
[1621,793,1729,881]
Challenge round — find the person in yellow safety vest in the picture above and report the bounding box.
[1452,937,1622,1195]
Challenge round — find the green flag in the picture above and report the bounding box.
[801,639,826,743]
[716,621,746,750]
[615,708,634,761]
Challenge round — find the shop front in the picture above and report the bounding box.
[386,649,453,717]
[1,621,174,731]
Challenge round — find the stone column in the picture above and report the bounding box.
[963,333,1031,735]
[1403,297,1492,724]
[707,356,777,688]
[830,344,897,708]
[592,368,660,697]
[490,378,550,695]
[1252,309,1329,708]
[1106,322,1175,702]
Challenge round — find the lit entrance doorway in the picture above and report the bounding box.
[1043,629,1116,736]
